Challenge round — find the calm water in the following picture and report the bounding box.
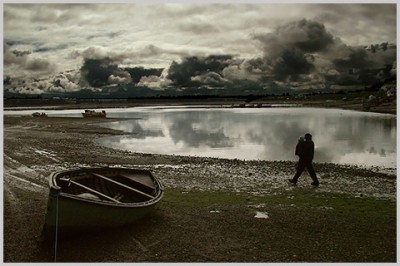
[89,107,396,168]
[4,106,396,167]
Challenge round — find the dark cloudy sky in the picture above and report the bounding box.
[3,2,397,94]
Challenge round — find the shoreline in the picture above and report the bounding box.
[3,105,397,262]
[3,97,397,115]
[3,113,396,202]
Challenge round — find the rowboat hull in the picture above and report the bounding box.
[82,113,106,118]
[42,167,164,237]
[81,110,106,118]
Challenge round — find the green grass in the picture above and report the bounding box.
[157,188,396,262]
[163,187,395,218]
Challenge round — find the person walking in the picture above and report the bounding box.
[294,135,305,171]
[288,133,319,186]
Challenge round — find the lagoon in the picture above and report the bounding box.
[91,107,396,168]
[4,106,396,168]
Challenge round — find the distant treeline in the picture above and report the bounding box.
[4,89,366,100]
[4,89,374,108]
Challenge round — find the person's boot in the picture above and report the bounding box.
[311,181,319,187]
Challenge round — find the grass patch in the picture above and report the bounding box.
[162,187,395,218]
[157,187,396,262]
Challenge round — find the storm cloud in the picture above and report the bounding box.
[125,67,164,84]
[254,19,335,56]
[251,18,396,87]
[4,44,57,79]
[271,48,315,81]
[3,3,396,95]
[80,58,122,87]
[333,47,372,70]
[52,71,80,91]
[167,55,234,86]
[79,58,170,88]
[252,19,334,83]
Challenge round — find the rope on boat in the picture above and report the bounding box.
[54,192,59,262]
[50,186,61,262]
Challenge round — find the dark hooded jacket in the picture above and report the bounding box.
[296,139,314,162]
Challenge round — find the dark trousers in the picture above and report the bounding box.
[293,159,319,184]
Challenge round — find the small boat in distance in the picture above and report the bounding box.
[82,109,106,118]
[32,112,47,117]
[42,167,164,238]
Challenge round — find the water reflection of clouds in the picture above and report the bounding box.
[95,108,396,167]
[99,119,164,139]
[168,111,233,148]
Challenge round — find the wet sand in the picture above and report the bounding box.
[3,105,397,262]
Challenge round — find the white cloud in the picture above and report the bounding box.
[138,75,172,89]
[108,74,132,85]
[3,3,396,92]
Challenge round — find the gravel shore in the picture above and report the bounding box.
[3,109,396,262]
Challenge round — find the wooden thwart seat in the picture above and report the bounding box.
[119,174,155,190]
[92,173,155,200]
[60,177,120,203]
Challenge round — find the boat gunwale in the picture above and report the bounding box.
[49,166,164,208]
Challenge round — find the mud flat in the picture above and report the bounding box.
[3,115,396,262]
